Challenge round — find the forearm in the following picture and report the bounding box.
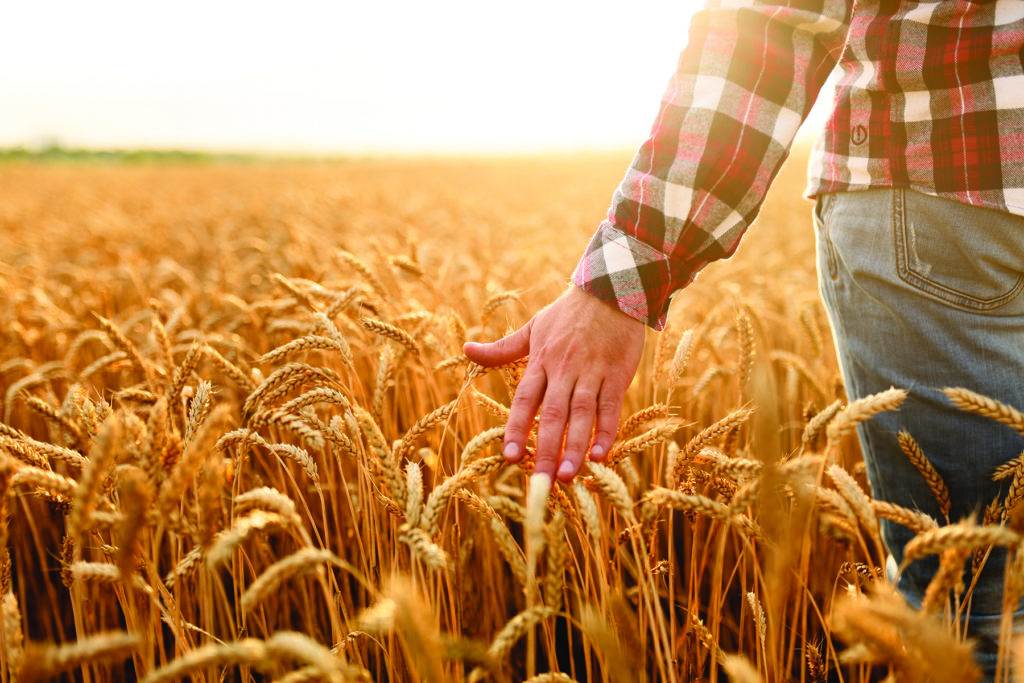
[574,0,852,329]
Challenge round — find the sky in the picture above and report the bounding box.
[2,1,836,154]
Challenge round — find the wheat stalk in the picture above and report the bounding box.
[235,487,300,522]
[420,456,504,535]
[896,430,950,520]
[607,420,680,468]
[921,547,970,613]
[206,510,294,569]
[588,463,635,524]
[826,465,878,536]
[203,345,257,391]
[459,426,505,466]
[93,314,152,383]
[240,547,348,612]
[360,317,419,356]
[336,248,387,300]
[182,379,214,448]
[870,500,938,534]
[68,416,121,541]
[2,592,23,678]
[142,632,347,683]
[523,674,576,683]
[242,363,342,419]
[573,481,602,544]
[671,408,754,487]
[735,310,755,389]
[10,465,78,502]
[395,398,457,460]
[901,521,1020,567]
[542,511,568,608]
[114,466,152,578]
[825,388,907,454]
[801,399,844,448]
[668,329,695,387]
[487,606,555,660]
[20,631,139,681]
[272,272,321,311]
[398,524,450,571]
[943,387,1024,437]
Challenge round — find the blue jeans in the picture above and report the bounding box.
[813,187,1024,673]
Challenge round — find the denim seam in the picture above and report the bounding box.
[815,218,893,560]
[814,194,840,280]
[820,191,841,229]
[892,187,1024,311]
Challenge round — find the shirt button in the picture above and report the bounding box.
[851,124,868,145]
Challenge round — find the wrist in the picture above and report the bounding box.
[568,284,645,331]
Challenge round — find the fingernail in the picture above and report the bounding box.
[591,444,605,458]
[503,442,520,459]
[557,461,575,478]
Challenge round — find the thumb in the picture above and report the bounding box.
[463,320,532,367]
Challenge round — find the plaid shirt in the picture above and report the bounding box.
[572,0,1024,330]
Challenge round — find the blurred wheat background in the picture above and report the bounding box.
[1,143,1021,682]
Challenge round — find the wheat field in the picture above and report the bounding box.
[0,148,1022,682]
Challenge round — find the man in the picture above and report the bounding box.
[464,0,1024,673]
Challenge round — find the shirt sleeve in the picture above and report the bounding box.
[572,0,852,330]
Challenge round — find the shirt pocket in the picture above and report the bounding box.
[892,187,1024,312]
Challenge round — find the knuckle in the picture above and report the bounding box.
[511,390,535,407]
[572,389,597,406]
[543,359,567,377]
[598,399,620,415]
[539,406,566,423]
[570,401,593,418]
[509,382,540,403]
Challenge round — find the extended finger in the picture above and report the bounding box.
[589,379,625,462]
[502,365,546,462]
[556,378,599,482]
[533,374,574,479]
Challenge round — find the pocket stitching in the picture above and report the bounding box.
[892,187,1024,311]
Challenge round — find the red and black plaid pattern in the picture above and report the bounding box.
[574,0,1024,329]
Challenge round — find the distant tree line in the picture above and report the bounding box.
[0,145,252,163]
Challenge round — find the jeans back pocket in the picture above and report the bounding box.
[892,188,1024,312]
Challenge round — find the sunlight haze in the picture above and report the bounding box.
[3,1,836,153]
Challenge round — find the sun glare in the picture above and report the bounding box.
[2,1,832,154]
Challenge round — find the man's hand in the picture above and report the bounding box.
[463,286,645,482]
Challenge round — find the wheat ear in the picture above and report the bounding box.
[901,521,1020,568]
[240,547,349,612]
[20,631,139,681]
[825,388,907,454]
[944,387,1024,437]
[896,430,950,520]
